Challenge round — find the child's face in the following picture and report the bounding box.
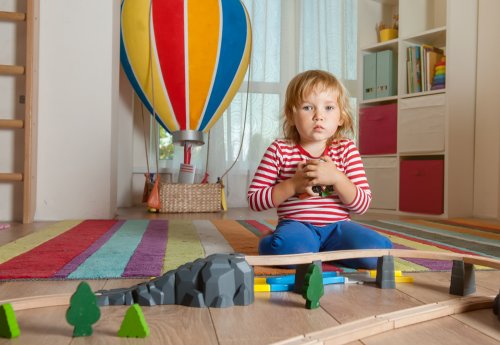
[292,87,343,146]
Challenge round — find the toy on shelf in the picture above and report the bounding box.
[377,14,399,42]
[0,303,20,339]
[66,281,101,337]
[431,56,446,90]
[118,304,150,338]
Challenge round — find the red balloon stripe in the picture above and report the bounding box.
[153,0,187,130]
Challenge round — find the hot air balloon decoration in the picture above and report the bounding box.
[120,0,252,183]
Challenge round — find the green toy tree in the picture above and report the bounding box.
[0,303,20,338]
[66,281,101,337]
[118,304,150,338]
[302,264,324,309]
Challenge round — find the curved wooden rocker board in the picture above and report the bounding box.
[245,249,500,269]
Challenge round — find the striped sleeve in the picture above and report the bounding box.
[341,141,372,214]
[247,141,280,211]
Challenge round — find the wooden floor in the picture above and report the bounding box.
[0,208,499,345]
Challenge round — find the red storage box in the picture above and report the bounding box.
[359,103,397,155]
[399,159,444,214]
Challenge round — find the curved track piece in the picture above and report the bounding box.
[271,296,494,345]
[245,249,500,269]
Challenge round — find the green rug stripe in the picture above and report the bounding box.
[162,220,205,273]
[68,220,149,279]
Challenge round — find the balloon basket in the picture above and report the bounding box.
[158,182,223,213]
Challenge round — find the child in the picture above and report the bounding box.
[247,70,392,269]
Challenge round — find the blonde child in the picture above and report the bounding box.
[247,70,392,269]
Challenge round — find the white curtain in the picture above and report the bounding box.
[169,0,358,207]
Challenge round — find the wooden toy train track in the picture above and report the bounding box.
[1,249,499,344]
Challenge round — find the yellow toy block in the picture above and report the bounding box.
[254,284,271,292]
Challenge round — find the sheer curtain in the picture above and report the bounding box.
[194,0,358,207]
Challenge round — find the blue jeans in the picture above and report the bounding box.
[258,219,393,269]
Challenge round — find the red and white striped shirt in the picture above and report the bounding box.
[247,139,371,225]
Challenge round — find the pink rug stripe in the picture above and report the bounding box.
[122,220,168,277]
[0,220,117,279]
[53,220,125,278]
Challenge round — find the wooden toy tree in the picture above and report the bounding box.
[302,264,324,309]
[66,281,101,337]
[0,303,20,339]
[118,304,150,338]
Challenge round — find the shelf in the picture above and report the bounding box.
[400,89,446,99]
[358,0,477,217]
[401,26,446,47]
[360,95,398,105]
[361,38,398,53]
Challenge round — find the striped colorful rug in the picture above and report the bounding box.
[0,218,498,280]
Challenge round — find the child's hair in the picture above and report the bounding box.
[282,70,354,144]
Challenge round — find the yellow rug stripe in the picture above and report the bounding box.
[162,220,205,273]
[0,220,83,265]
[394,258,428,272]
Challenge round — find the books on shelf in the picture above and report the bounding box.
[406,45,445,93]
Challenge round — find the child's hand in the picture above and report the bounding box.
[291,160,314,195]
[303,156,339,187]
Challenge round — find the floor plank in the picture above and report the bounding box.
[210,292,339,345]
[362,314,500,345]
[320,282,421,323]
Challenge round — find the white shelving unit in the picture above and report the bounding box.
[357,0,478,217]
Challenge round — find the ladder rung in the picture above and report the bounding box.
[0,64,25,75]
[0,119,24,129]
[0,173,23,182]
[0,11,26,22]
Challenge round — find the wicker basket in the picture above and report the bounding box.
[159,182,222,213]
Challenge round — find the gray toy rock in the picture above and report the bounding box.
[96,253,254,308]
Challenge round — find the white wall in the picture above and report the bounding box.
[473,0,500,219]
[116,68,134,208]
[34,0,120,220]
